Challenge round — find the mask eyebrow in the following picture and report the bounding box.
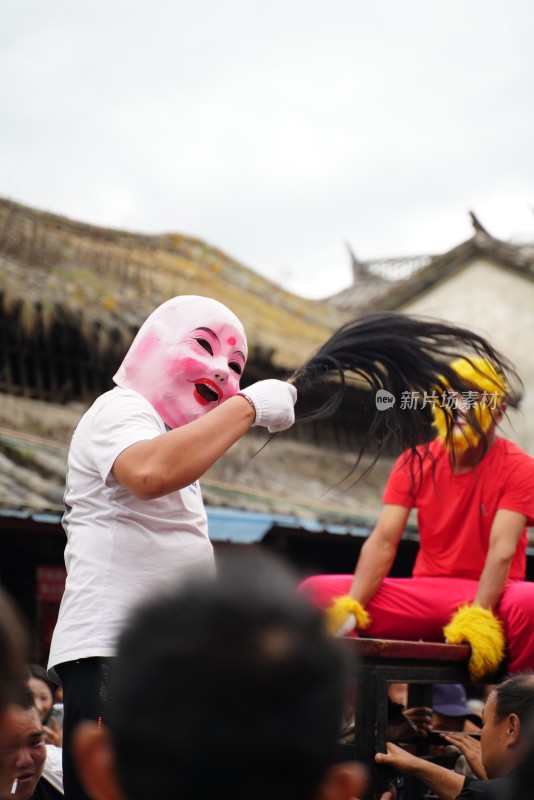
[232,350,246,362]
[194,327,220,346]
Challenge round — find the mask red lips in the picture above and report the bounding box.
[194,379,222,405]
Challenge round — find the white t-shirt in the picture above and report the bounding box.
[48,388,213,670]
[43,744,64,794]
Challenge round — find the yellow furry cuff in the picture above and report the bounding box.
[326,595,371,636]
[443,604,505,680]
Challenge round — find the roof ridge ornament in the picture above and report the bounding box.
[468,210,491,237]
[346,241,371,282]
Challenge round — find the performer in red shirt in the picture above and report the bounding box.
[300,357,534,679]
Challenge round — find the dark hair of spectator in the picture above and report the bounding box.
[16,684,38,711]
[28,663,56,696]
[494,674,534,728]
[107,552,349,800]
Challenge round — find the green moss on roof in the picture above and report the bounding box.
[0,197,340,369]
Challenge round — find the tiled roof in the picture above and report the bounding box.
[365,254,435,281]
[0,395,390,526]
[0,198,339,371]
[366,233,534,312]
[328,254,433,314]
[327,231,534,316]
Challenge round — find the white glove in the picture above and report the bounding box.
[335,613,356,638]
[239,380,297,433]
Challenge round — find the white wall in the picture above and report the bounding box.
[401,257,534,454]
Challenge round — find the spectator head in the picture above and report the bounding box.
[74,552,365,800]
[481,674,534,779]
[432,684,481,732]
[27,665,55,724]
[0,686,46,800]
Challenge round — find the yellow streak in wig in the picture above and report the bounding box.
[443,604,505,680]
[432,357,507,453]
[326,595,371,635]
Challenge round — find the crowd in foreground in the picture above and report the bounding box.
[2,553,534,800]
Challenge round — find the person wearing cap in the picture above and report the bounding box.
[300,357,534,681]
[432,685,482,733]
[429,685,483,778]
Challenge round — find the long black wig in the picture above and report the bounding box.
[290,312,521,473]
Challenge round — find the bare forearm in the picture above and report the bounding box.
[375,746,465,800]
[442,733,486,780]
[474,510,526,609]
[407,760,464,800]
[474,554,511,609]
[113,396,255,499]
[349,537,397,606]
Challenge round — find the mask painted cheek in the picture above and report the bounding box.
[171,355,210,376]
[433,403,489,453]
[455,403,492,439]
[433,406,471,451]
[432,406,450,443]
[221,374,241,400]
[475,403,495,432]
[133,333,160,363]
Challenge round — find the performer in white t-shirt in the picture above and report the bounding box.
[48,295,297,800]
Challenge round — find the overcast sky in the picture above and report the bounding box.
[2,1,534,298]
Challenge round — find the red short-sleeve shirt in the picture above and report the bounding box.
[383,437,534,580]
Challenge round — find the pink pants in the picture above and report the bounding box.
[298,575,534,673]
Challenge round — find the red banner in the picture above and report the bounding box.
[35,566,66,603]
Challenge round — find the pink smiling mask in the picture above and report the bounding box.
[113,296,247,429]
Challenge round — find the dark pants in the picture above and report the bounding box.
[55,658,113,800]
